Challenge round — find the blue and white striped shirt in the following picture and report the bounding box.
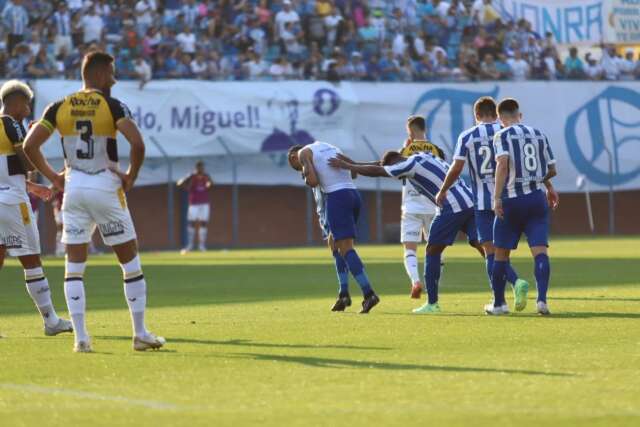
[52,11,71,37]
[2,3,28,35]
[454,122,502,210]
[384,153,475,214]
[494,124,556,199]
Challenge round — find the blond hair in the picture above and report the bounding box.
[0,80,34,103]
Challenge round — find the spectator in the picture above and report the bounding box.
[480,53,500,80]
[507,49,529,81]
[135,0,157,37]
[617,50,635,80]
[316,0,332,18]
[133,56,152,89]
[27,47,55,78]
[635,53,640,80]
[463,52,481,81]
[324,6,343,49]
[244,49,267,79]
[275,1,300,38]
[269,56,294,80]
[81,7,105,44]
[346,51,367,80]
[52,2,73,57]
[564,47,585,80]
[584,53,602,80]
[190,52,208,79]
[176,26,197,55]
[181,0,199,28]
[600,44,619,81]
[3,0,29,54]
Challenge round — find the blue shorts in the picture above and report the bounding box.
[427,208,478,246]
[326,189,361,241]
[494,190,549,250]
[475,210,495,244]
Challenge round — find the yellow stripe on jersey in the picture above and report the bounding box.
[0,119,16,155]
[19,202,30,225]
[401,140,440,157]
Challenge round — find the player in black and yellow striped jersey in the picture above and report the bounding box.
[0,79,73,337]
[398,116,447,300]
[24,51,165,353]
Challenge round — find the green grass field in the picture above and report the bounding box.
[0,237,639,426]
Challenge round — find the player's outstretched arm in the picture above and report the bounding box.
[23,124,64,191]
[114,118,146,192]
[328,157,388,178]
[436,159,465,207]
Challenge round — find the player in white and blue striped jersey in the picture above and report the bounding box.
[329,150,485,315]
[436,97,527,313]
[489,98,559,316]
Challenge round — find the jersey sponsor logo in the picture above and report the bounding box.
[566,86,640,186]
[3,235,22,249]
[99,220,125,237]
[64,225,85,236]
[69,97,101,107]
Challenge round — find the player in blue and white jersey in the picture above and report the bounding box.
[436,97,528,313]
[329,150,485,314]
[488,98,559,316]
[288,142,380,314]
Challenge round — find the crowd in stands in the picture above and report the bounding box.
[1,0,639,84]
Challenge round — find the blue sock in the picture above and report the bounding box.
[425,254,441,305]
[343,249,373,296]
[491,260,507,307]
[332,250,349,295]
[506,262,518,286]
[485,254,495,290]
[534,253,550,302]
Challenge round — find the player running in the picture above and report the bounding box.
[23,51,165,352]
[0,80,73,336]
[329,150,485,314]
[487,98,559,316]
[399,116,446,299]
[436,97,528,313]
[288,142,380,314]
[178,161,213,253]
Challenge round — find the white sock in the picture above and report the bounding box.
[64,261,89,342]
[186,226,195,249]
[121,255,148,338]
[404,249,421,283]
[24,268,60,328]
[198,227,207,248]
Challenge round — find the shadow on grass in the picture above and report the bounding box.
[552,297,640,303]
[95,336,391,351]
[225,352,574,377]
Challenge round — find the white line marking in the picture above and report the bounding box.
[0,383,179,411]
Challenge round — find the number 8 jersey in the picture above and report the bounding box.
[493,124,555,199]
[39,89,132,191]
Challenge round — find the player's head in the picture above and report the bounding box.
[81,51,116,93]
[195,160,205,174]
[406,115,427,140]
[381,150,406,167]
[473,96,497,123]
[496,98,522,126]
[287,144,304,171]
[0,79,33,120]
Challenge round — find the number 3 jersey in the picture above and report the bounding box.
[493,124,555,199]
[39,89,132,192]
[453,122,502,210]
[0,115,28,204]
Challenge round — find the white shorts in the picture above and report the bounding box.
[0,201,40,257]
[62,188,137,246]
[187,204,210,223]
[400,212,435,243]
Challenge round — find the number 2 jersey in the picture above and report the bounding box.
[39,89,132,192]
[493,124,555,199]
[453,122,502,210]
[0,115,28,205]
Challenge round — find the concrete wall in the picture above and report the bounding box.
[36,185,640,252]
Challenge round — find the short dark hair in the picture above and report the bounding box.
[497,98,520,116]
[474,96,497,119]
[407,115,426,132]
[287,144,304,158]
[81,51,114,80]
[381,150,403,166]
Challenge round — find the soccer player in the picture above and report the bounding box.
[23,51,165,352]
[399,116,446,299]
[436,97,528,313]
[0,79,73,336]
[288,142,380,313]
[487,98,559,316]
[177,160,213,253]
[329,150,485,314]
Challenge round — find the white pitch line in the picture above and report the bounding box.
[0,383,179,411]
